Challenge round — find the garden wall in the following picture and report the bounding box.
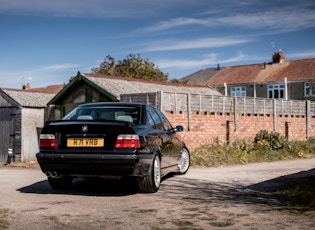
[121,92,315,151]
[165,112,314,151]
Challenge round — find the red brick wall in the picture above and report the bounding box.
[165,111,315,151]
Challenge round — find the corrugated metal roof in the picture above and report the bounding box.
[83,73,222,100]
[1,88,56,108]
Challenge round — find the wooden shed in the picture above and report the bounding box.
[0,88,60,163]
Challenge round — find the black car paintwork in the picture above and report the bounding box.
[36,103,187,180]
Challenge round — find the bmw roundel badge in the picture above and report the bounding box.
[81,125,88,133]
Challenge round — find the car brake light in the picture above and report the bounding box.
[115,134,140,148]
[39,134,57,148]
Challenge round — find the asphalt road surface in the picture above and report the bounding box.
[1,158,315,230]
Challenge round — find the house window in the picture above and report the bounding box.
[268,84,285,99]
[305,82,315,97]
[231,86,246,97]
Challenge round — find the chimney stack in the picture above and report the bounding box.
[22,83,30,90]
[272,50,285,63]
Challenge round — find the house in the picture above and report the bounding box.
[180,64,223,85]
[48,72,222,119]
[0,85,64,163]
[202,52,315,100]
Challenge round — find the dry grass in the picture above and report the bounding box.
[4,161,40,169]
[0,208,9,230]
[276,176,315,211]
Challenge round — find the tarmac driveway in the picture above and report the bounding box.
[1,158,315,229]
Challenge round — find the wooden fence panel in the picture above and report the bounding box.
[121,91,315,117]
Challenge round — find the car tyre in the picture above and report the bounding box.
[48,176,73,189]
[177,147,190,175]
[137,153,161,193]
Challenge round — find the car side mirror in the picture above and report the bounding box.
[176,125,184,132]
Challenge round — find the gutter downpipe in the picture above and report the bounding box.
[224,82,227,96]
[284,77,288,100]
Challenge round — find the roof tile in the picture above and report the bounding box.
[1,88,56,107]
[83,73,222,99]
[207,58,315,85]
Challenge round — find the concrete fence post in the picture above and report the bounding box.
[273,99,277,131]
[157,91,163,110]
[187,94,191,131]
[234,97,238,131]
[306,100,310,139]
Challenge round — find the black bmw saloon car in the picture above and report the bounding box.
[36,102,190,193]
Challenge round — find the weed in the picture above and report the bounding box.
[209,220,234,227]
[172,220,194,226]
[172,219,198,230]
[276,176,315,210]
[191,131,315,211]
[191,131,315,167]
[135,209,157,213]
[254,130,289,150]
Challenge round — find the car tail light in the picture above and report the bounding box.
[115,134,140,148]
[39,134,57,148]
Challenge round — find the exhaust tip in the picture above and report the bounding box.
[45,171,59,178]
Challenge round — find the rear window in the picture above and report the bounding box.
[63,105,141,123]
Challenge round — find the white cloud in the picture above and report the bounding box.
[139,7,315,34]
[140,18,211,32]
[0,0,193,18]
[142,37,251,52]
[40,64,79,71]
[2,0,314,33]
[156,52,248,70]
[216,9,315,33]
[286,50,315,59]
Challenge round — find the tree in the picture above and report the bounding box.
[169,79,188,84]
[92,54,168,81]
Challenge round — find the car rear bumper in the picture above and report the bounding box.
[36,152,153,178]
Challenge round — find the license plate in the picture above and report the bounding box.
[67,138,104,147]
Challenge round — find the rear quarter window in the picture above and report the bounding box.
[147,106,164,130]
[154,108,172,130]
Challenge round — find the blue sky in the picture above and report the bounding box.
[0,0,315,88]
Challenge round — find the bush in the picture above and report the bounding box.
[190,130,315,167]
[254,130,289,150]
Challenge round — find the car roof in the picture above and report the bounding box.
[76,102,148,108]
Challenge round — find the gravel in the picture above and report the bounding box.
[1,158,315,229]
